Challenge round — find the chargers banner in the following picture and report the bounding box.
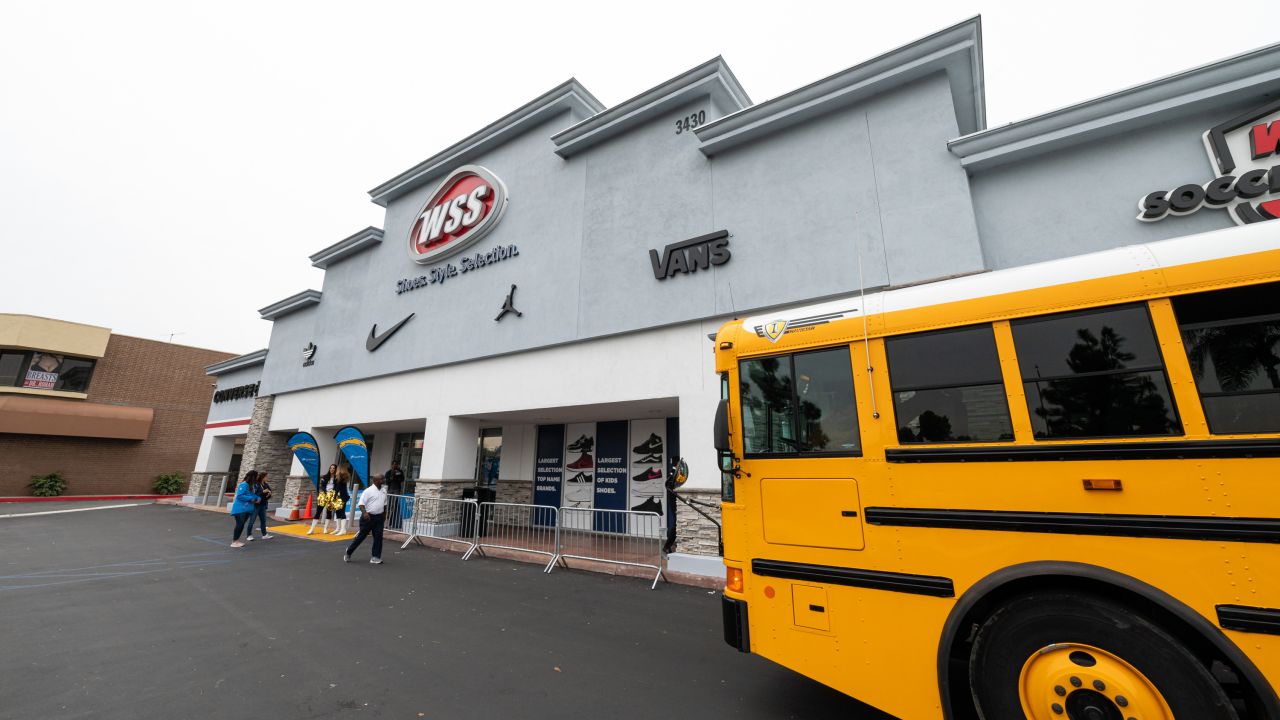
[286,432,322,488]
[334,426,369,487]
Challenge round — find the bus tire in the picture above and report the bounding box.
[968,593,1238,720]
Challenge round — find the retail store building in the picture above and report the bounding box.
[191,18,1280,573]
[1,314,233,496]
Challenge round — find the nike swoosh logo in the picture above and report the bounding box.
[366,313,415,352]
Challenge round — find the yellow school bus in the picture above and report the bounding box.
[713,221,1280,720]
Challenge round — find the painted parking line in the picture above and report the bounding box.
[0,502,149,519]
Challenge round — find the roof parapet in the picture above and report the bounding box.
[258,290,322,321]
[205,348,268,375]
[948,37,1280,171]
[694,17,984,157]
[310,227,383,269]
[551,57,751,158]
[367,80,605,207]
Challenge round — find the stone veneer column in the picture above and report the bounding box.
[183,472,231,503]
[674,488,723,557]
[495,478,532,505]
[276,475,315,519]
[413,479,474,502]
[238,395,292,506]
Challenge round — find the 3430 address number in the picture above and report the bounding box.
[675,110,707,134]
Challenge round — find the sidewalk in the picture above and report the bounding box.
[168,500,721,588]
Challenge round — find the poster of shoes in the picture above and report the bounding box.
[592,421,628,532]
[561,423,595,528]
[533,424,565,526]
[628,419,666,534]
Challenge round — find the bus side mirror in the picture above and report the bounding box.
[714,399,730,453]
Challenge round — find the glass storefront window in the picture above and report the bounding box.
[16,352,96,392]
[394,432,424,495]
[476,428,501,488]
[0,351,28,387]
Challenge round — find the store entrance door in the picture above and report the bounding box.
[393,432,424,497]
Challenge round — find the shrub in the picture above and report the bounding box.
[154,472,185,495]
[30,472,66,497]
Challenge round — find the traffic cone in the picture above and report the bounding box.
[304,494,313,520]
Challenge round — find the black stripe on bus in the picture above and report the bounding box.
[864,507,1280,544]
[1217,605,1280,635]
[751,559,954,598]
[885,439,1280,463]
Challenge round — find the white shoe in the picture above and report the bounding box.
[343,552,350,563]
[230,541,245,548]
[261,534,274,540]
[370,557,382,564]
[246,535,255,542]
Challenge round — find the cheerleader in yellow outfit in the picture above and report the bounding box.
[307,464,351,535]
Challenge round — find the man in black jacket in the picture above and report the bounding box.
[385,460,406,530]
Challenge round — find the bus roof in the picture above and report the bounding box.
[734,221,1280,341]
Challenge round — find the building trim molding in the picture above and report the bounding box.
[694,17,984,156]
[948,39,1280,171]
[551,57,751,158]
[258,291,322,321]
[367,80,605,207]
[310,227,384,269]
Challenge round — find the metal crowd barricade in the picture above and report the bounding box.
[555,507,667,589]
[462,502,559,573]
[399,496,481,552]
[382,493,415,539]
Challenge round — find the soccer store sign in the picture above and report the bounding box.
[533,419,676,530]
[1138,99,1280,224]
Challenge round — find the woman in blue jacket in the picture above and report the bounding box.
[230,470,261,548]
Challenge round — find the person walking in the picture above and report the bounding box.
[229,470,261,548]
[344,473,387,564]
[245,471,274,541]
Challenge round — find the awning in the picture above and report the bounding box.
[0,395,153,440]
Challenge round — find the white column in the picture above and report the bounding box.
[421,415,482,481]
[497,423,535,481]
[678,389,720,492]
[194,433,234,472]
[368,432,395,479]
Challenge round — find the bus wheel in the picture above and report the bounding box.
[968,594,1238,720]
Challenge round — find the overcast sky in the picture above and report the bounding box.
[2,1,1275,355]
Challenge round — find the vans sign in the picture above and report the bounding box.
[408,165,509,264]
[650,230,731,280]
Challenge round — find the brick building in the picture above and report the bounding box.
[0,315,235,496]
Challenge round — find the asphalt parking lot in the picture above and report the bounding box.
[0,503,893,720]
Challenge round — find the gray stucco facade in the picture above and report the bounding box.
[256,21,989,397]
[198,17,1280,569]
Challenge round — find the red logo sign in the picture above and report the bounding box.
[408,165,508,264]
[1139,98,1280,225]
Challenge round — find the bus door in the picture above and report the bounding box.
[737,346,866,553]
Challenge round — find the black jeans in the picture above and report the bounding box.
[245,502,269,537]
[232,512,250,541]
[346,512,384,559]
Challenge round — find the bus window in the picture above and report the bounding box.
[885,324,1013,443]
[1011,304,1181,439]
[793,348,860,453]
[739,347,859,455]
[1172,281,1280,434]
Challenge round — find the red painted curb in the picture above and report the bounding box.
[0,495,184,503]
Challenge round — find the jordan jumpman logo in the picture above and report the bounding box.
[495,284,522,322]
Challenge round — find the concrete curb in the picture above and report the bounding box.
[0,495,184,503]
